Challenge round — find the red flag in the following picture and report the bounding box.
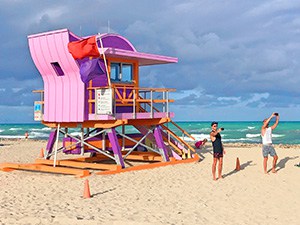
[68,36,100,60]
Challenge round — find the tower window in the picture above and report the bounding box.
[51,62,64,76]
[110,63,133,83]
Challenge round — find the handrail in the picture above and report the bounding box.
[138,105,195,155]
[164,138,183,155]
[32,90,44,93]
[163,128,195,153]
[88,86,176,92]
[139,96,195,141]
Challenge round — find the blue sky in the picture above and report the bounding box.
[0,0,300,123]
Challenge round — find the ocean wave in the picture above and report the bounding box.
[29,132,49,138]
[187,128,211,133]
[30,127,51,131]
[0,129,4,133]
[246,134,261,138]
[246,133,285,138]
[42,127,51,131]
[183,133,229,142]
[189,134,210,141]
[248,126,255,129]
[236,129,249,132]
[223,138,259,142]
[199,128,211,132]
[30,128,43,131]
[9,128,23,131]
[183,137,196,142]
[70,132,82,136]
[0,135,26,139]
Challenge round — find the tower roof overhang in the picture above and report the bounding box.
[100,48,178,66]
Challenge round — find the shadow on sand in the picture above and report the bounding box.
[269,156,299,172]
[92,188,116,197]
[194,147,213,161]
[223,160,255,178]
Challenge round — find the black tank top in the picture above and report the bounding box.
[212,132,223,153]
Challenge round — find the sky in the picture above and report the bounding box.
[0,0,300,123]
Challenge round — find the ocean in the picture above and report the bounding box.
[0,121,299,145]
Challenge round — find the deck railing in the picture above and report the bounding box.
[87,85,176,119]
[32,90,44,121]
[33,86,175,120]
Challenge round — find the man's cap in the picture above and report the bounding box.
[211,121,218,126]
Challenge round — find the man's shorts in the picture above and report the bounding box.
[262,145,277,157]
[213,152,223,158]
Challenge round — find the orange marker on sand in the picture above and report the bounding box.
[39,148,44,158]
[235,157,240,171]
[83,179,91,198]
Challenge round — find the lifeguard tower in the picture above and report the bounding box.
[0,29,197,177]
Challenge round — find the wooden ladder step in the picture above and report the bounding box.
[35,159,121,171]
[0,162,90,178]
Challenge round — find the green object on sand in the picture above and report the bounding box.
[295,163,300,167]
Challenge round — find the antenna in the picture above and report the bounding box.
[107,20,110,33]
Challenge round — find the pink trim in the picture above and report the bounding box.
[28,28,69,39]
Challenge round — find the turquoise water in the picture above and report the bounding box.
[170,121,300,145]
[0,121,299,144]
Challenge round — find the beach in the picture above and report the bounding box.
[0,139,299,225]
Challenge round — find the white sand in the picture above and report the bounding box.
[0,139,299,225]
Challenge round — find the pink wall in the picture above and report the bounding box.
[28,29,178,123]
[28,29,85,122]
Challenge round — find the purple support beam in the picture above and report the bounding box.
[46,130,57,158]
[153,126,170,162]
[107,128,125,168]
[134,125,156,143]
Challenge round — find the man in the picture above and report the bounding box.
[261,113,279,174]
[210,122,225,180]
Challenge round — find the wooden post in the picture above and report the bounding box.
[150,90,153,118]
[133,89,136,119]
[122,125,125,151]
[80,127,84,155]
[97,34,111,87]
[53,123,60,167]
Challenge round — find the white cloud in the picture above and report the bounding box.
[12,88,23,93]
[0,0,300,121]
[246,0,300,17]
[217,96,241,102]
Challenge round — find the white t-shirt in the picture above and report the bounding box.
[262,127,272,144]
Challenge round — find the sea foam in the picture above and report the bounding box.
[9,128,22,131]
[246,134,261,138]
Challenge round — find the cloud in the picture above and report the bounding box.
[173,90,270,109]
[246,1,300,17]
[0,0,300,122]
